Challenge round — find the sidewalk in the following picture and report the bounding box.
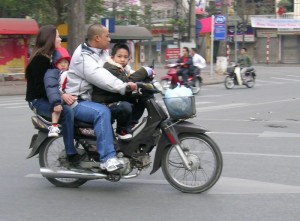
[0,70,224,96]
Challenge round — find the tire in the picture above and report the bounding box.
[224,75,235,89]
[245,74,255,88]
[39,136,87,188]
[161,133,223,193]
[160,79,171,95]
[191,78,201,95]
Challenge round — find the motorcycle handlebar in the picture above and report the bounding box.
[136,82,161,94]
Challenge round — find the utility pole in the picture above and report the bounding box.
[217,0,228,56]
[188,0,196,43]
[145,1,152,64]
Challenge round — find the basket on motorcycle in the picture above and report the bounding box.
[226,66,235,73]
[163,95,196,120]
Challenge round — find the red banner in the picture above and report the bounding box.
[165,48,180,60]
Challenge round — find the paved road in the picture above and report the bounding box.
[1,66,300,221]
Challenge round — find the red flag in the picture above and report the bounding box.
[199,17,212,34]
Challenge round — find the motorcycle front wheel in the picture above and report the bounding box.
[161,133,223,193]
[39,136,87,188]
[224,75,235,89]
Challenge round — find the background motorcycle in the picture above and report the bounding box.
[160,63,202,95]
[27,82,223,193]
[224,63,256,89]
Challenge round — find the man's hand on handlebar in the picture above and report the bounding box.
[126,82,137,92]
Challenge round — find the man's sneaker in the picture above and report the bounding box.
[116,129,133,140]
[100,157,124,172]
[67,153,84,168]
[48,126,60,137]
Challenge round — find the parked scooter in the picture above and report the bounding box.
[224,63,256,89]
[160,63,202,95]
[27,81,223,193]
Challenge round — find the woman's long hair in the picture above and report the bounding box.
[28,25,57,64]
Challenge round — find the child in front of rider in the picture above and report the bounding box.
[92,43,154,139]
[44,47,71,137]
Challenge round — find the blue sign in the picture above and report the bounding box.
[156,42,161,52]
[214,15,226,41]
[101,18,115,33]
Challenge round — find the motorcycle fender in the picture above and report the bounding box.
[27,131,48,159]
[150,121,208,175]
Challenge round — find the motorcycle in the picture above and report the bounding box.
[27,81,223,193]
[160,63,202,95]
[224,63,256,89]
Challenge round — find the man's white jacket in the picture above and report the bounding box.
[193,53,206,69]
[65,43,128,101]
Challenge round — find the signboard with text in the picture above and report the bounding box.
[214,15,226,41]
[165,48,180,60]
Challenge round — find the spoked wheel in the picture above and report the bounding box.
[39,136,87,187]
[245,74,255,88]
[224,75,235,89]
[161,133,223,193]
[160,79,171,95]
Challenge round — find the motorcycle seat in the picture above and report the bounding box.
[74,120,93,128]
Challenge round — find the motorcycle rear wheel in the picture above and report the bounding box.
[224,75,235,89]
[161,133,223,193]
[39,136,87,188]
[245,74,255,88]
[191,78,201,95]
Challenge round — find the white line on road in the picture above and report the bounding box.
[208,131,300,138]
[255,79,284,84]
[196,103,249,112]
[0,102,27,106]
[196,98,300,113]
[5,105,28,109]
[286,75,300,78]
[271,77,300,82]
[24,174,300,194]
[222,151,300,158]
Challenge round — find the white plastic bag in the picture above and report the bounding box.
[164,84,192,98]
[164,84,193,120]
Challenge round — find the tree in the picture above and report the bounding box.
[0,0,105,26]
[67,0,85,54]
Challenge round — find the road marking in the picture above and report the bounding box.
[256,79,284,84]
[271,77,300,82]
[24,174,300,194]
[259,131,300,138]
[209,131,300,138]
[222,151,300,158]
[6,105,28,109]
[196,103,249,112]
[208,131,259,136]
[0,99,26,103]
[196,98,300,113]
[199,118,300,123]
[286,75,300,78]
[211,177,300,194]
[0,102,27,106]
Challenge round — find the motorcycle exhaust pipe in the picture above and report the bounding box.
[40,168,107,180]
